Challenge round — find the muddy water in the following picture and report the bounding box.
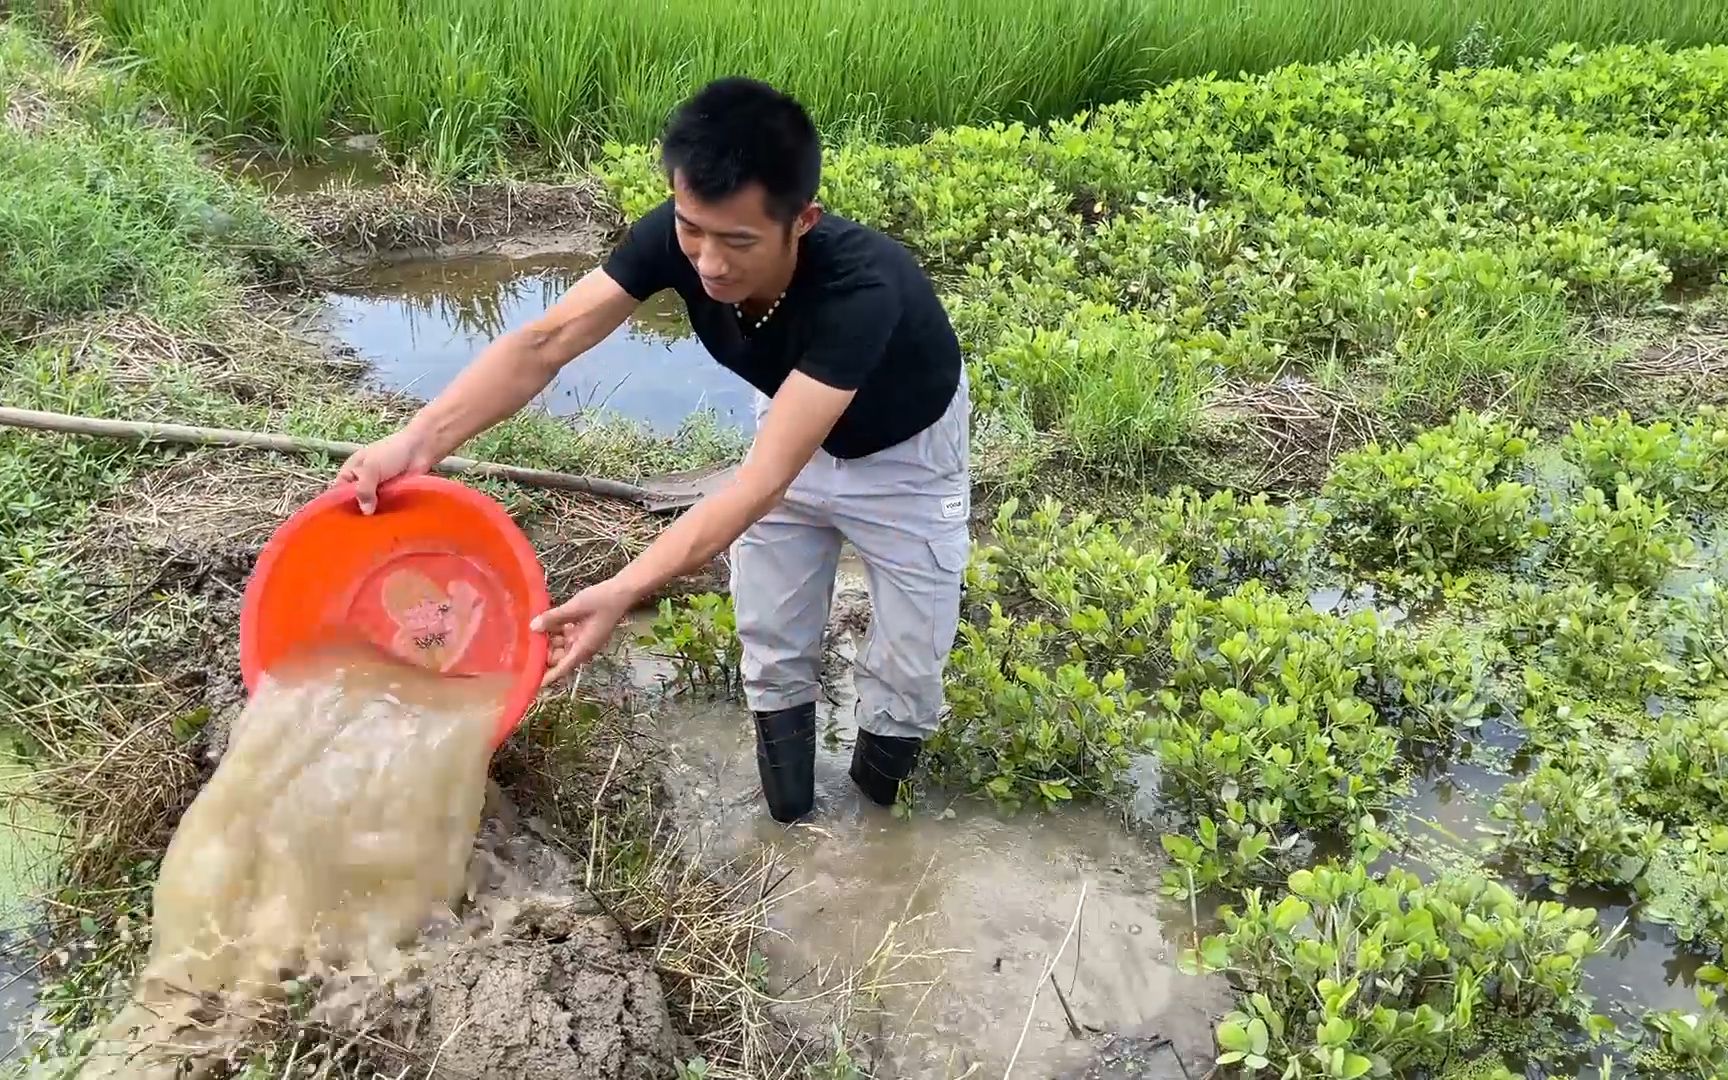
[83,644,506,1077]
[324,253,754,432]
[228,144,392,194]
[629,576,1228,1079]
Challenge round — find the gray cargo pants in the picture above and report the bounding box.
[731,376,970,739]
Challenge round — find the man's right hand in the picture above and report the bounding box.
[336,429,438,514]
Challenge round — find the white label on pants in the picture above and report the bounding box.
[942,496,965,520]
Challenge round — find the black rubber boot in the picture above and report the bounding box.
[753,703,816,823]
[849,728,922,806]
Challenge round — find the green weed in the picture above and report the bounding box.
[1184,863,1612,1077]
[1639,980,1728,1077]
[0,27,296,330]
[636,594,742,697]
[1133,487,1326,595]
[1562,411,1728,514]
[1324,412,1540,579]
[1500,583,1677,701]
[607,44,1728,470]
[1487,748,1664,891]
[1558,485,1693,592]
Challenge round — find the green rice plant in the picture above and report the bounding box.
[1368,294,1574,423]
[966,302,1208,477]
[1324,412,1540,578]
[97,0,1728,159]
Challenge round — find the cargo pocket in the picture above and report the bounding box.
[928,531,971,660]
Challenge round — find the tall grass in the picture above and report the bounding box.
[96,0,1728,170]
[0,28,296,330]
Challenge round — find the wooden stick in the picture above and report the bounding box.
[1002,880,1088,1079]
[1048,972,1083,1038]
[0,406,658,507]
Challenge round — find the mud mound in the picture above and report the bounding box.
[392,897,676,1080]
[379,802,679,1080]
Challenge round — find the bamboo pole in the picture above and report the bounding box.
[0,406,664,507]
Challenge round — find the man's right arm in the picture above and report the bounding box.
[338,267,639,512]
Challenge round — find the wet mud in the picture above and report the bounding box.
[69,645,676,1079]
[628,561,1230,1079]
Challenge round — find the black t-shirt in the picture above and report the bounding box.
[601,199,961,459]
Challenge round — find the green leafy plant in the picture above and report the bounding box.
[1185,863,1609,1077]
[1160,799,1289,901]
[1640,979,1728,1077]
[1499,582,1677,699]
[1558,484,1692,591]
[1323,412,1541,578]
[933,604,1156,810]
[1487,747,1664,891]
[1562,411,1728,513]
[1640,825,1728,955]
[636,593,742,696]
[966,496,1187,685]
[1134,487,1326,594]
[1635,700,1728,824]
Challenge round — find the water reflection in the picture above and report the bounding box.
[324,253,753,432]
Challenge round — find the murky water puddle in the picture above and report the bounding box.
[627,552,1715,1072]
[227,143,392,194]
[624,568,1227,1078]
[323,253,754,432]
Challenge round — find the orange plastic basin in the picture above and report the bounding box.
[239,475,549,748]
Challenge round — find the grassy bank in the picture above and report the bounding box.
[601,41,1728,486]
[0,23,744,1067]
[85,0,1728,171]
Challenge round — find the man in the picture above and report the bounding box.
[337,78,969,823]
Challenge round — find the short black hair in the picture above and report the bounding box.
[660,77,821,226]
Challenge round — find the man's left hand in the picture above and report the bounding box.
[531,578,636,686]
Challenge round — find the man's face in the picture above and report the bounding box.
[671,170,816,304]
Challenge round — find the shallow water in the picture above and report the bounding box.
[0,736,60,1058]
[227,144,392,194]
[83,644,506,1076]
[628,589,1228,1079]
[1394,734,1707,1019]
[323,253,753,432]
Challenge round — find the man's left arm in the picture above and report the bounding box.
[618,370,853,599]
[533,278,897,683]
